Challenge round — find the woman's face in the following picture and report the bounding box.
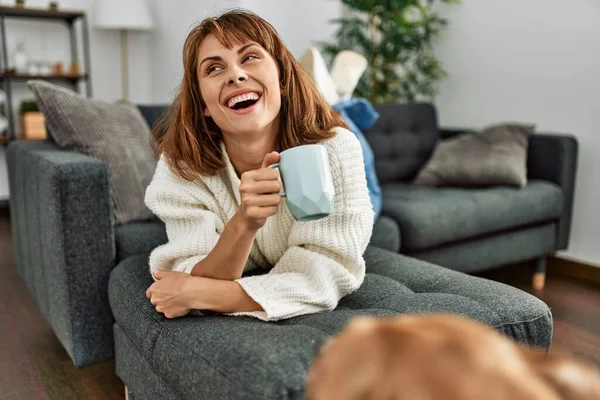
[197,34,282,138]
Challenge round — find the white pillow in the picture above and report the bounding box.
[298,47,340,105]
[331,50,367,101]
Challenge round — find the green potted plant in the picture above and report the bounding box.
[49,1,59,11]
[321,0,459,104]
[19,100,46,140]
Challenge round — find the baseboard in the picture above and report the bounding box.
[548,256,600,287]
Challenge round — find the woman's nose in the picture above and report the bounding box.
[227,67,247,85]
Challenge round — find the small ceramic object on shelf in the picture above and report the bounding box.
[39,61,52,76]
[27,62,40,75]
[15,0,25,9]
[13,42,28,74]
[48,2,59,11]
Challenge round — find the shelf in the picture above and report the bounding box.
[0,136,46,145]
[0,72,88,83]
[0,6,84,22]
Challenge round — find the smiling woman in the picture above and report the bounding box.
[144,9,375,322]
[151,9,348,179]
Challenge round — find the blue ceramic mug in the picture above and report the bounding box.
[269,144,335,221]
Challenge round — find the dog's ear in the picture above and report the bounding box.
[527,351,600,399]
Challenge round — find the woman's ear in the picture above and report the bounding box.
[203,108,211,117]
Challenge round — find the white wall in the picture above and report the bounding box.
[148,0,342,103]
[148,0,237,103]
[240,0,342,58]
[434,0,600,266]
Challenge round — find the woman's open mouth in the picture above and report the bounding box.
[226,91,261,115]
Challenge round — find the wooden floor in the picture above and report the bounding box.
[478,263,600,368]
[0,208,123,399]
[1,207,599,399]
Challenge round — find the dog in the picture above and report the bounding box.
[306,314,600,400]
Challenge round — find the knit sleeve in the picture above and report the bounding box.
[231,128,375,321]
[144,156,224,277]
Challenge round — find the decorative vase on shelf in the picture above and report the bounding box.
[13,42,29,74]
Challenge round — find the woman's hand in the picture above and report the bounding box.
[238,151,282,231]
[146,270,194,319]
[147,271,263,316]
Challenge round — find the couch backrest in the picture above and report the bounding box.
[137,105,169,129]
[366,103,439,184]
[136,103,440,185]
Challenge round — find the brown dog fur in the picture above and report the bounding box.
[306,315,600,400]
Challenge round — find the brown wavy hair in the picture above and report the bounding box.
[151,9,348,180]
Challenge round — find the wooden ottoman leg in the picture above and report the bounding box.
[125,385,129,400]
[532,257,546,290]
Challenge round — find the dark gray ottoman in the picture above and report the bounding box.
[108,246,552,400]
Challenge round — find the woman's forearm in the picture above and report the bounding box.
[190,211,256,280]
[187,276,263,313]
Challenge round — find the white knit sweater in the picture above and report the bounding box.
[145,127,374,321]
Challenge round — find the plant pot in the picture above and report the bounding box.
[21,112,46,140]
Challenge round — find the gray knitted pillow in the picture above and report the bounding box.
[28,80,158,224]
[414,123,534,188]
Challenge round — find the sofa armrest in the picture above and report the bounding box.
[527,134,578,250]
[7,141,116,367]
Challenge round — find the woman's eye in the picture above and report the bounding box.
[242,54,259,63]
[206,65,223,74]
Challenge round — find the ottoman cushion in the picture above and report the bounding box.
[108,247,551,399]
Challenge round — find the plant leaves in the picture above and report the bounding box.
[320,0,460,103]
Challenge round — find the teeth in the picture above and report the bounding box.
[227,92,260,108]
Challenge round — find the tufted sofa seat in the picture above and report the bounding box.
[109,247,552,399]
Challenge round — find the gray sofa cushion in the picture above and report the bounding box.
[109,248,552,398]
[382,180,563,252]
[370,215,401,252]
[414,124,533,187]
[366,103,439,184]
[115,216,399,262]
[28,80,158,225]
[115,219,167,262]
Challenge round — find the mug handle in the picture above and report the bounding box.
[268,163,286,197]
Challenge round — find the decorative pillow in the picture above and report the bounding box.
[414,123,534,188]
[28,80,158,224]
[333,99,382,220]
[298,47,340,105]
[330,50,368,101]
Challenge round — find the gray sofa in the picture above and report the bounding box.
[366,104,578,284]
[6,103,562,399]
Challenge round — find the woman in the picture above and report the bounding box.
[144,9,374,321]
